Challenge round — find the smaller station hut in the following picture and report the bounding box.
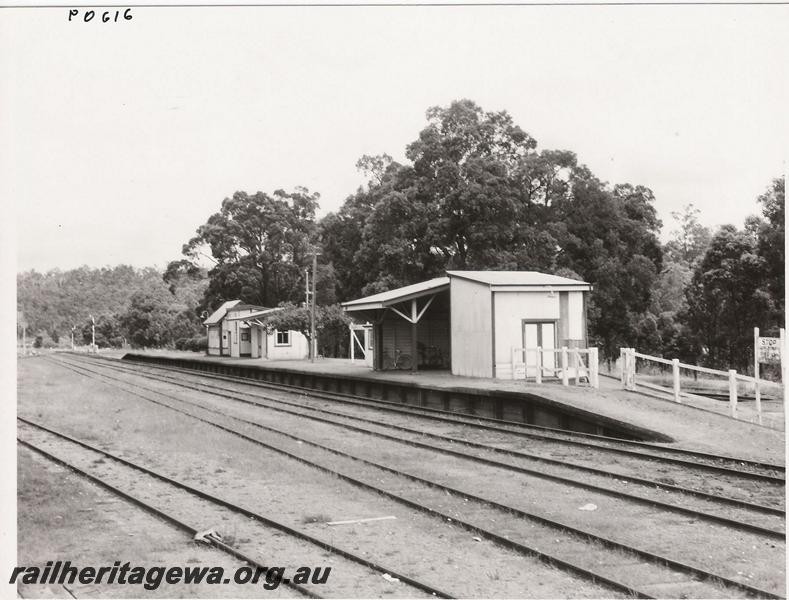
[204,301,309,360]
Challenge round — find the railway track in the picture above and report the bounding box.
[40,355,786,598]
[113,353,785,479]
[18,418,454,599]
[17,437,322,599]
[60,355,786,524]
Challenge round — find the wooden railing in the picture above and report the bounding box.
[511,346,599,388]
[620,348,783,426]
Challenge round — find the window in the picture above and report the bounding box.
[275,330,290,346]
[240,331,250,342]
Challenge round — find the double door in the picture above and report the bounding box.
[523,321,557,377]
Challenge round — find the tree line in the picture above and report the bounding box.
[17,264,209,350]
[17,99,785,372]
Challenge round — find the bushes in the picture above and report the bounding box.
[175,336,207,352]
[33,332,58,349]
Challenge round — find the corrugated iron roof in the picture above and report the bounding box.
[226,303,268,313]
[225,307,284,322]
[343,271,590,312]
[203,300,241,325]
[447,270,590,287]
[342,277,450,310]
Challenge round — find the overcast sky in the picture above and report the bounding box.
[2,3,787,273]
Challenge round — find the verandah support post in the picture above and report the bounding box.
[410,298,418,373]
[535,347,542,384]
[728,370,738,419]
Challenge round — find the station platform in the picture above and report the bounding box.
[118,350,785,464]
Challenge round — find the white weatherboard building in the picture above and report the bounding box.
[203,301,309,360]
[342,271,592,379]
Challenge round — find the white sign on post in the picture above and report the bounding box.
[758,337,782,365]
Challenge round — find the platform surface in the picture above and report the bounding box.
[113,349,785,464]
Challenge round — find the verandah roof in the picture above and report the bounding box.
[342,277,450,312]
[202,300,241,325]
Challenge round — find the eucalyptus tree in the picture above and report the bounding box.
[183,188,320,310]
[320,99,664,360]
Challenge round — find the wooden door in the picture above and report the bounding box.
[523,321,557,377]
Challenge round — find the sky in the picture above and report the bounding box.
[2,3,787,273]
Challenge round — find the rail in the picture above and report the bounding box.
[511,346,599,388]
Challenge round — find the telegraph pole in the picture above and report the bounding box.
[310,253,319,362]
[89,314,96,352]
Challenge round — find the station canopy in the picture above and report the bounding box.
[342,277,450,312]
[203,301,278,327]
[224,306,283,327]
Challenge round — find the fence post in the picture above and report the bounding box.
[620,348,626,387]
[561,347,569,386]
[590,347,599,388]
[672,358,680,403]
[574,349,580,386]
[728,370,738,419]
[753,327,761,421]
[624,349,630,390]
[753,326,762,425]
[626,348,636,391]
[535,347,542,384]
[781,328,786,409]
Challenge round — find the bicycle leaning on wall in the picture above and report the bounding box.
[382,348,413,370]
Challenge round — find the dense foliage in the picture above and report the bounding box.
[17,100,784,371]
[680,178,785,371]
[320,100,664,360]
[262,302,352,358]
[182,188,321,310]
[17,265,207,349]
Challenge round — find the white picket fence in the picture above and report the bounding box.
[511,346,599,388]
[620,348,783,426]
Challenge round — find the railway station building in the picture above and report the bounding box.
[342,271,592,378]
[203,300,309,360]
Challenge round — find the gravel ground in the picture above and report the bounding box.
[110,368,784,596]
[39,356,787,596]
[19,357,622,598]
[17,448,303,599]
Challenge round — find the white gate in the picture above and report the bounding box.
[349,323,373,367]
[511,346,599,388]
